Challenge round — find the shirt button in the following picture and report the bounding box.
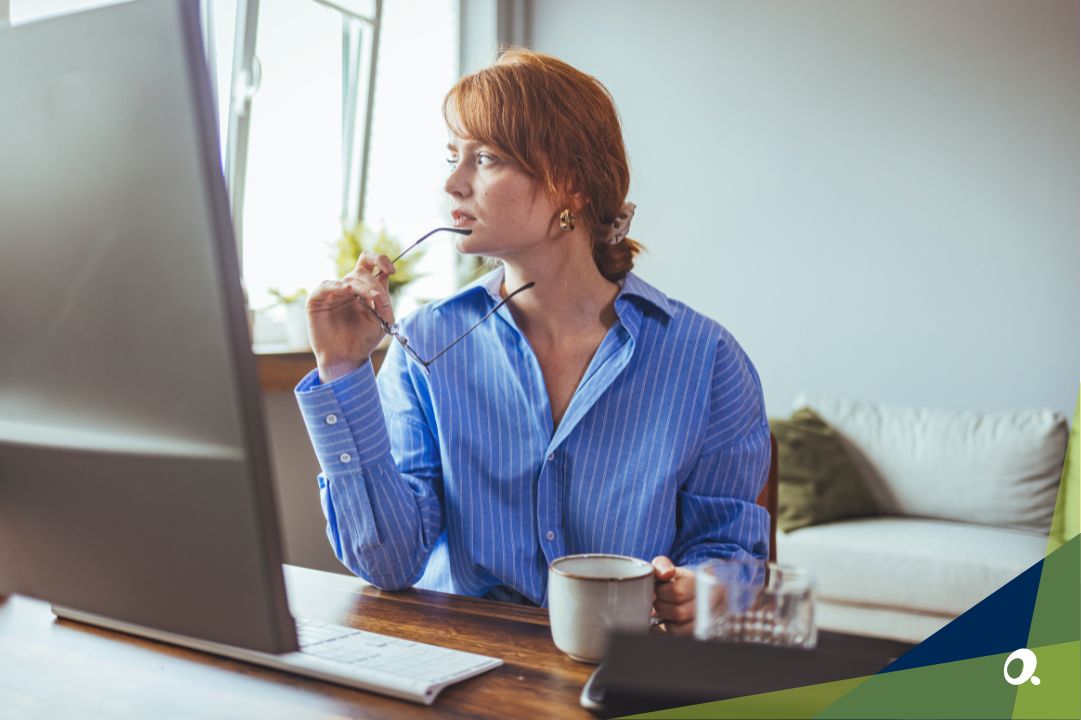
[547,453,555,462]
[325,414,338,425]
[545,531,555,541]
[339,452,352,463]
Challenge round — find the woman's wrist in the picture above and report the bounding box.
[316,355,369,384]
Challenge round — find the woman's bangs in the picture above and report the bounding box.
[444,80,503,151]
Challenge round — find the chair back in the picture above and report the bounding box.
[755,432,779,562]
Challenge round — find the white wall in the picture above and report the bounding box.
[527,0,1079,419]
[267,0,1081,574]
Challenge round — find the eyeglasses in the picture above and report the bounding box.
[361,226,535,370]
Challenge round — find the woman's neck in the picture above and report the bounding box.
[497,234,620,344]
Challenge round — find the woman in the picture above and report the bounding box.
[296,49,769,634]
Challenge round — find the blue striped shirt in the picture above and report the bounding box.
[295,268,769,606]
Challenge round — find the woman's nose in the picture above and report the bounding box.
[443,163,470,198]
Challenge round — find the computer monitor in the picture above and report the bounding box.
[0,0,298,654]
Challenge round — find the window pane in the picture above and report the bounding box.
[242,1,343,309]
[348,0,460,316]
[240,0,461,314]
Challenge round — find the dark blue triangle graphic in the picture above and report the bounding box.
[878,552,1045,673]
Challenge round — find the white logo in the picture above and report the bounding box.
[1003,648,1040,686]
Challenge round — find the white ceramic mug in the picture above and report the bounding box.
[548,553,655,663]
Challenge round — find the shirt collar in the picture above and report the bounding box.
[428,265,672,321]
[617,271,672,319]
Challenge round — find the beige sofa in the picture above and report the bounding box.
[777,394,1067,644]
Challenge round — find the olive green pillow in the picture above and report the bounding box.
[770,408,878,532]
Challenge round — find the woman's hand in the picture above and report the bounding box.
[651,555,696,635]
[307,252,396,383]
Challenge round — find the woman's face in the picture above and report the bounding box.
[444,137,561,258]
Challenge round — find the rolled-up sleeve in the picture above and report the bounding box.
[295,351,444,589]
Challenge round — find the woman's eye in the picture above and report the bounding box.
[445,152,497,170]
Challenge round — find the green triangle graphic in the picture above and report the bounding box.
[1013,516,1080,719]
[1016,390,1081,720]
[815,652,1020,719]
[620,654,1027,719]
[1011,641,1081,719]
[1027,536,1080,650]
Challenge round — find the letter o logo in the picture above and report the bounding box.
[1003,648,1040,686]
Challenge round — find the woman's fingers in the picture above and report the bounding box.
[650,556,697,632]
[653,568,695,605]
[354,251,396,280]
[339,276,394,324]
[306,273,392,379]
[369,286,392,309]
[653,599,694,624]
[307,279,357,310]
[308,276,385,320]
[352,251,379,272]
[345,253,393,298]
[340,277,379,308]
[370,258,396,279]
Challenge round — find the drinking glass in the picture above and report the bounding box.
[694,559,817,649]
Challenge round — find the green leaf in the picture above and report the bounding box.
[330,221,425,297]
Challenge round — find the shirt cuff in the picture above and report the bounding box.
[294,362,392,471]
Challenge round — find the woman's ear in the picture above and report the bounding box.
[571,192,590,214]
[563,189,589,214]
[553,179,589,214]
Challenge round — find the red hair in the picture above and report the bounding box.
[443,47,643,282]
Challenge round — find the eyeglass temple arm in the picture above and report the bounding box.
[369,227,471,276]
[390,226,471,264]
[371,227,472,278]
[422,282,536,366]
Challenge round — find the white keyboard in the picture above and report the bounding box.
[53,605,502,706]
[288,617,502,703]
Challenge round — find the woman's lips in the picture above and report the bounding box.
[451,211,476,228]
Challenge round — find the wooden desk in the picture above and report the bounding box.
[0,566,594,719]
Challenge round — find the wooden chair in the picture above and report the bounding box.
[755,432,779,562]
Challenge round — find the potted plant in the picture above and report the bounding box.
[332,221,423,305]
[268,286,309,349]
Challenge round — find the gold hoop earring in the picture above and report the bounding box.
[559,208,576,232]
[562,207,579,230]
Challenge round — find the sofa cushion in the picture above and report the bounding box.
[777,518,1048,616]
[815,600,953,644]
[770,408,878,532]
[793,394,1067,531]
